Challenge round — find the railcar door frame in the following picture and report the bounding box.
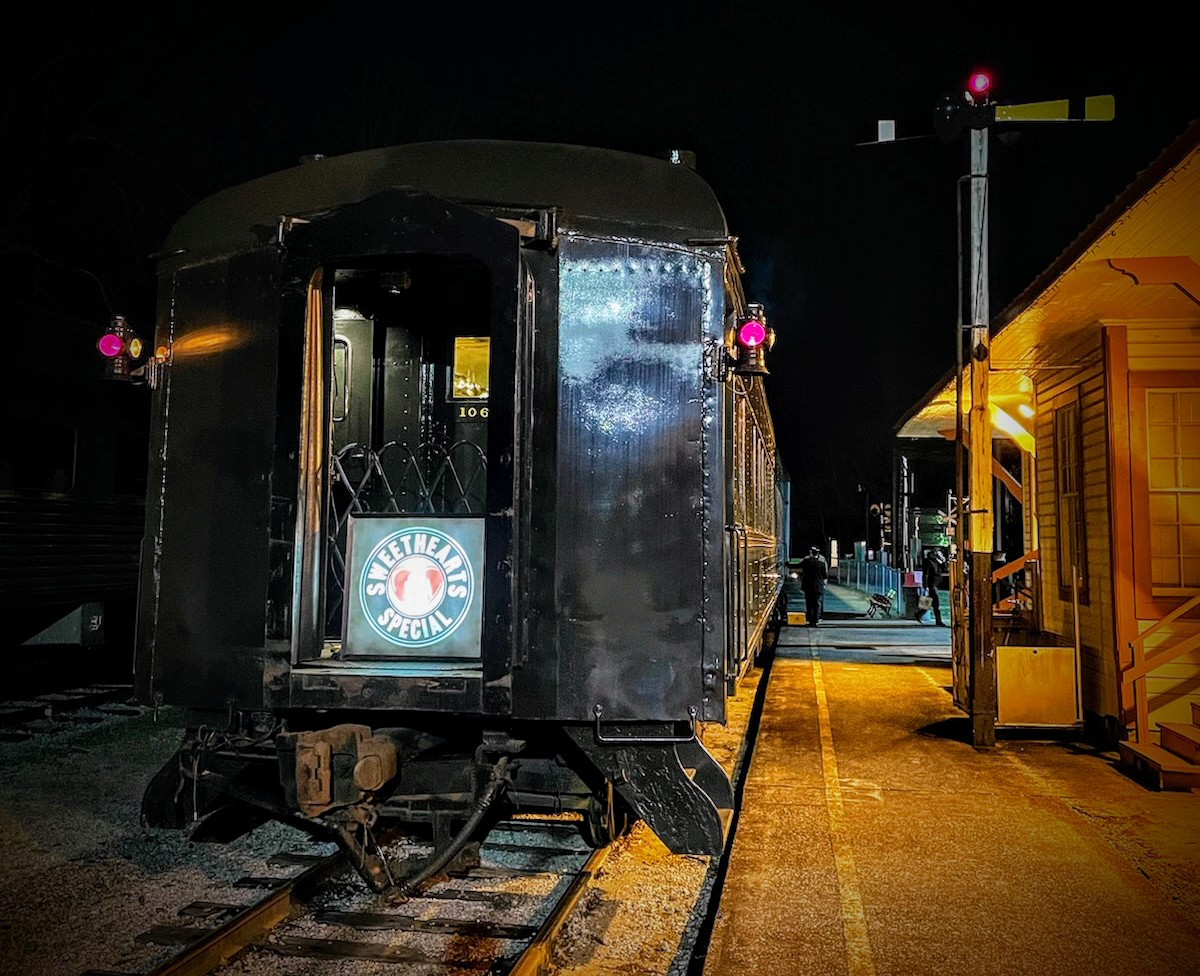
[283,189,521,714]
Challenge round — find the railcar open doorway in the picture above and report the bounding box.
[315,257,494,665]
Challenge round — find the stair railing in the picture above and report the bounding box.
[1123,590,1200,743]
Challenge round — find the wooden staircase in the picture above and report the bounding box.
[1119,700,1200,790]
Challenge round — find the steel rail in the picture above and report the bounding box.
[143,852,345,976]
[138,821,607,975]
[506,842,613,976]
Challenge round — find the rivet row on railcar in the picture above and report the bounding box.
[136,141,787,889]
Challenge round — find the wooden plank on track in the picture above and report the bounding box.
[144,853,344,976]
[393,887,539,907]
[482,840,588,856]
[315,910,537,939]
[447,864,562,879]
[136,925,215,946]
[265,935,492,966]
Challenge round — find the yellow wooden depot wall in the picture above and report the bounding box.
[1033,330,1120,723]
[1125,323,1200,733]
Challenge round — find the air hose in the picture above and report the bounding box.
[395,755,511,894]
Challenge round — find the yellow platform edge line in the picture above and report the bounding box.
[810,647,878,976]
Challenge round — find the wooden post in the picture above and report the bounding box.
[967,127,996,747]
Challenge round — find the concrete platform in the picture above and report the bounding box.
[703,622,1200,976]
[821,583,874,618]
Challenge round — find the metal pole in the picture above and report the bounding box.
[967,126,996,747]
[953,178,968,711]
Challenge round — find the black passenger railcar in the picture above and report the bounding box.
[139,142,784,887]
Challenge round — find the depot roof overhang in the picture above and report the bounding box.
[897,119,1200,444]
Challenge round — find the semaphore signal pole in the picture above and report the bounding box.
[965,116,994,748]
[936,71,1114,747]
[869,72,1115,747]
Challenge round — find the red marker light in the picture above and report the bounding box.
[98,333,124,357]
[967,71,992,97]
[738,320,767,348]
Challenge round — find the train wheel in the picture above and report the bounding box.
[579,785,631,848]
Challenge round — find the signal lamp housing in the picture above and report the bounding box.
[97,333,125,358]
[966,69,993,103]
[728,302,775,376]
[96,315,141,381]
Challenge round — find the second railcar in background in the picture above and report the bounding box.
[137,141,785,888]
[1,314,146,680]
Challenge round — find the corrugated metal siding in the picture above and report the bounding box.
[0,496,143,606]
[1033,338,1118,720]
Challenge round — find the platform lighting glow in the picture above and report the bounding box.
[1018,403,1035,419]
[990,403,1036,454]
[98,333,123,357]
[968,71,993,97]
[738,320,767,348]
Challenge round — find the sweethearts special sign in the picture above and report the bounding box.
[342,516,485,659]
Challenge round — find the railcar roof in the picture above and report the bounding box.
[163,141,729,259]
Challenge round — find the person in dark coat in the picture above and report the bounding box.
[799,546,828,627]
[919,548,946,626]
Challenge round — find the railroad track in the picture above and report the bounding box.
[0,684,141,742]
[86,818,609,975]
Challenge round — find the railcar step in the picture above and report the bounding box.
[1158,722,1200,764]
[315,910,537,939]
[1119,740,1200,791]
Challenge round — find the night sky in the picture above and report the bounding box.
[5,5,1195,547]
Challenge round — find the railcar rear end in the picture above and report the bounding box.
[136,142,784,886]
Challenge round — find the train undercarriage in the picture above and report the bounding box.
[142,708,743,891]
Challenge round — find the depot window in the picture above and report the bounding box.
[1052,393,1087,602]
[1144,389,1200,593]
[451,337,490,400]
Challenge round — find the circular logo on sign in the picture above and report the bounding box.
[358,526,476,648]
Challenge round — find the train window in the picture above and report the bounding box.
[0,418,76,491]
[451,337,490,400]
[331,336,350,422]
